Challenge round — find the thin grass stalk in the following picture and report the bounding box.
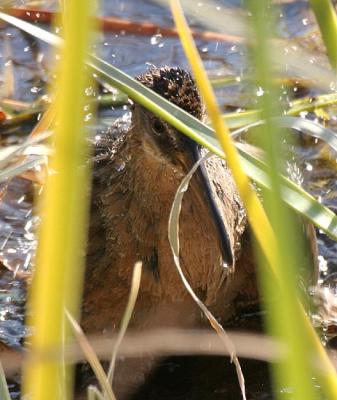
[88,386,105,400]
[22,0,94,399]
[245,2,318,399]
[66,312,116,400]
[309,0,337,70]
[223,91,337,130]
[107,262,142,386]
[286,92,337,116]
[29,104,56,139]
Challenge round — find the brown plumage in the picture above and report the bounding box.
[136,66,204,119]
[79,66,318,397]
[0,66,318,400]
[82,66,258,335]
[78,66,258,398]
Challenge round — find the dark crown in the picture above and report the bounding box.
[136,66,203,120]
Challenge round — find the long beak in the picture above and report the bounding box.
[187,140,234,267]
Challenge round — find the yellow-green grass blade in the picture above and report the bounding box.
[245,1,317,399]
[0,11,337,242]
[223,109,261,130]
[224,91,337,129]
[286,92,337,116]
[239,148,337,239]
[22,1,94,399]
[309,0,337,70]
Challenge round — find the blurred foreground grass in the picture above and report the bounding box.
[22,0,94,399]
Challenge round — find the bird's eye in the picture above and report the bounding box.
[152,119,165,135]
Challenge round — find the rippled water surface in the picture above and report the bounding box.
[1,1,337,399]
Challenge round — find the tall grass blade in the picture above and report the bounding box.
[22,0,94,399]
[245,1,335,399]
[238,148,337,240]
[309,0,337,69]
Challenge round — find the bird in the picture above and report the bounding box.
[0,66,319,400]
[82,66,260,336]
[77,66,265,397]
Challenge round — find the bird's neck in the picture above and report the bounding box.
[87,132,185,261]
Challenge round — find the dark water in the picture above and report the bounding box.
[0,1,337,399]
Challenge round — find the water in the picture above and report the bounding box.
[1,0,337,399]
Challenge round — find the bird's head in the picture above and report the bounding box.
[131,66,233,266]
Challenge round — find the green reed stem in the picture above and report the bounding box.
[245,1,320,399]
[309,0,337,70]
[22,0,94,399]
